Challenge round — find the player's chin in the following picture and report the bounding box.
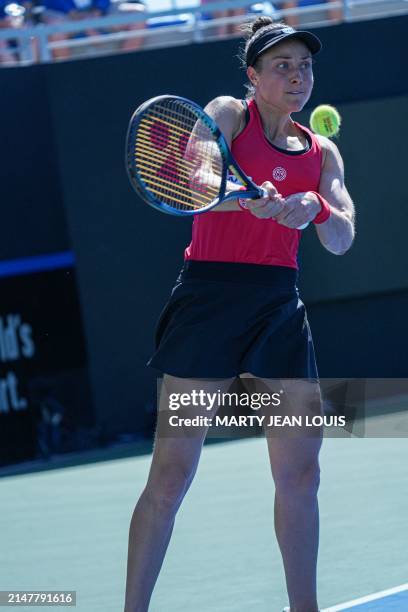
[285,97,308,112]
[285,92,310,111]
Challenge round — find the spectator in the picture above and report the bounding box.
[42,0,146,60]
[109,0,145,53]
[0,2,26,64]
[200,0,247,37]
[282,0,342,26]
[41,0,110,60]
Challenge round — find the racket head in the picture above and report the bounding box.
[126,95,231,216]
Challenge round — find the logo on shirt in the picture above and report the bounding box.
[272,167,287,182]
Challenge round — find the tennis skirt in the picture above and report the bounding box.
[147,261,318,379]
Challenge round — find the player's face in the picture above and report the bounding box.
[249,39,314,112]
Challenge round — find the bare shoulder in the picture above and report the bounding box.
[204,95,244,118]
[204,96,246,143]
[316,134,344,173]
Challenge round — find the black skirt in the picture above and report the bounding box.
[147,261,318,379]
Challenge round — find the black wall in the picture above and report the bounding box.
[1,14,407,439]
[297,94,408,302]
[308,290,408,378]
[1,66,69,259]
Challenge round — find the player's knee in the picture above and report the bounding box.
[145,464,193,514]
[274,461,320,498]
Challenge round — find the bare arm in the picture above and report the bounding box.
[314,136,355,255]
[201,96,247,211]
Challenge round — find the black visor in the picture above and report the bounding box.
[246,26,322,67]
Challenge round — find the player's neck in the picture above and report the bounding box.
[253,96,296,142]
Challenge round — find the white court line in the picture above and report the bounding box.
[322,583,408,611]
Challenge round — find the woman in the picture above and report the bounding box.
[282,0,343,28]
[124,16,355,612]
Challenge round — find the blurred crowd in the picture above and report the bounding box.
[282,0,341,25]
[0,0,342,65]
[0,0,146,63]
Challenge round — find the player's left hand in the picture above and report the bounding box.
[274,191,321,229]
[244,181,286,219]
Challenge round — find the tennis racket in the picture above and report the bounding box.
[126,95,308,228]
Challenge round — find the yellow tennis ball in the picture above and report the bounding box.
[310,104,341,138]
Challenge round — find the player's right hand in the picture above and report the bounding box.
[245,181,286,219]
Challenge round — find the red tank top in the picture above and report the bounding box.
[184,99,322,269]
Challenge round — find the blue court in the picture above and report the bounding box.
[323,584,408,610]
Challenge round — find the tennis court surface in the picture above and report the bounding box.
[1,415,407,611]
[323,584,408,610]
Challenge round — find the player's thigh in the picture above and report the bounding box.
[147,374,235,487]
[241,375,322,423]
[242,376,323,486]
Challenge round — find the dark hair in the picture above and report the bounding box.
[239,17,287,99]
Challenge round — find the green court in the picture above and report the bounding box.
[1,412,407,611]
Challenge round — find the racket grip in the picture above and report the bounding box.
[258,187,308,229]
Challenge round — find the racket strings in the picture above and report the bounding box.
[132,99,223,211]
[135,132,218,180]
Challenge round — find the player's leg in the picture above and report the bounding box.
[245,376,322,612]
[124,374,235,612]
[269,379,322,612]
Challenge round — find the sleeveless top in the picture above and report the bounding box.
[184,98,322,269]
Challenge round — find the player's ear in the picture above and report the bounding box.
[247,66,258,87]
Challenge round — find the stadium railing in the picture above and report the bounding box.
[0,0,407,65]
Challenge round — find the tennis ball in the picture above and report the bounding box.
[310,104,341,138]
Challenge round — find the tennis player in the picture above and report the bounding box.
[124,16,355,612]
